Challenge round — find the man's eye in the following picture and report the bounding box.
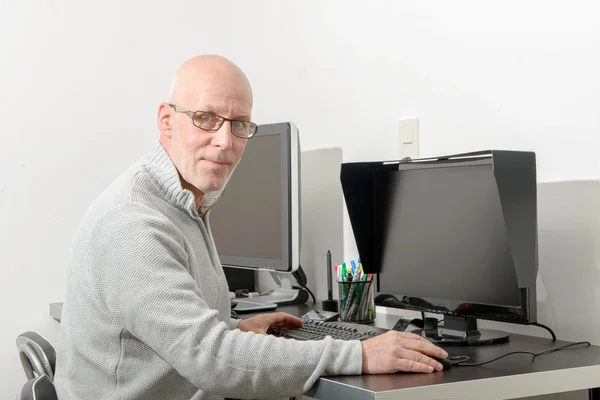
[232,120,245,129]
[199,113,216,122]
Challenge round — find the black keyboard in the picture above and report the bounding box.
[273,320,387,341]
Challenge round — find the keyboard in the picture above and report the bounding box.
[272,320,388,341]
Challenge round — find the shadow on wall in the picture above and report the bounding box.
[258,147,344,301]
[536,180,600,344]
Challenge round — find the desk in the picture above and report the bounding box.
[244,304,600,400]
[51,302,600,399]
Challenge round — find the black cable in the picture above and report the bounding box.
[293,278,316,304]
[455,341,591,367]
[530,322,557,341]
[533,342,590,357]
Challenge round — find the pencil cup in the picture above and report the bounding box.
[338,280,376,323]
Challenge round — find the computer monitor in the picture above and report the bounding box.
[209,122,306,309]
[341,151,538,346]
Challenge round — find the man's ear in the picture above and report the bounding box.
[158,102,174,138]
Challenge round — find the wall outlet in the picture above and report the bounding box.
[399,117,419,159]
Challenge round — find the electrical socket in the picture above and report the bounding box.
[399,117,419,159]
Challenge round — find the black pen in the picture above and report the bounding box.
[326,250,333,301]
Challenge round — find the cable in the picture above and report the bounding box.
[530,322,557,341]
[293,275,317,304]
[533,342,590,357]
[455,341,591,367]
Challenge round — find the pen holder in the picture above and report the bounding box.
[338,280,375,323]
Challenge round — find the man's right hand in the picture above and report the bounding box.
[361,331,448,374]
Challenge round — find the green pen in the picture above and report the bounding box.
[341,263,347,311]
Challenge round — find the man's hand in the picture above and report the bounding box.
[361,331,448,374]
[238,312,303,335]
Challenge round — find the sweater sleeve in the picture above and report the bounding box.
[229,318,241,330]
[90,203,362,399]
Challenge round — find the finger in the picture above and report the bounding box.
[395,358,435,373]
[398,348,444,372]
[271,321,302,329]
[396,331,434,343]
[272,312,303,326]
[400,338,448,359]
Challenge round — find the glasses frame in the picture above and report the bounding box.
[168,103,257,139]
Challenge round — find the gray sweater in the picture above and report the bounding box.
[54,143,362,400]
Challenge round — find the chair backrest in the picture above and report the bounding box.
[18,375,57,400]
[16,332,57,381]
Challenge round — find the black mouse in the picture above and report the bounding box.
[431,356,452,370]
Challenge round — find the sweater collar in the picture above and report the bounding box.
[144,142,201,219]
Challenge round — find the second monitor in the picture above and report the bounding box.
[341,150,538,346]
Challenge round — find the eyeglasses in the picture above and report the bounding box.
[168,104,258,139]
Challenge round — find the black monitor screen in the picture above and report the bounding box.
[377,163,522,308]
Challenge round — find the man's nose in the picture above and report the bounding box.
[212,121,233,149]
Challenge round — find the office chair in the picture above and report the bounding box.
[17,375,58,400]
[16,332,56,381]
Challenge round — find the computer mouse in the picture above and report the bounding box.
[431,356,452,370]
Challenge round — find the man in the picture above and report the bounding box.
[54,55,448,400]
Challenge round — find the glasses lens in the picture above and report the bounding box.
[193,112,222,130]
[231,120,258,138]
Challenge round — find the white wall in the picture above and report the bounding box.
[1,0,599,397]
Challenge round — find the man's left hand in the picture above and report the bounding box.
[238,312,303,335]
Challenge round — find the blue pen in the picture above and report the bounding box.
[350,260,358,279]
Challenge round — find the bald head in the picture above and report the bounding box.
[167,55,253,109]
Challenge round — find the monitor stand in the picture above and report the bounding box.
[267,272,309,306]
[400,315,510,347]
[232,271,309,313]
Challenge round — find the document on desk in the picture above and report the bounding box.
[232,299,277,313]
